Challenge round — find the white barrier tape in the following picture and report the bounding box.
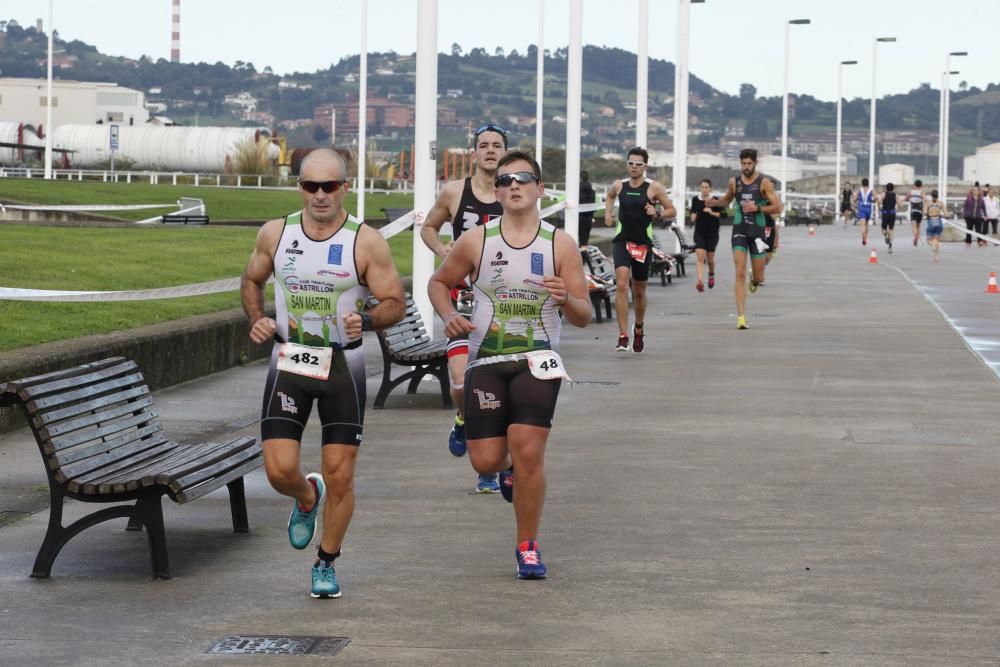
[1,203,175,212]
[944,219,1000,246]
[0,277,243,302]
[379,210,417,239]
[539,201,567,219]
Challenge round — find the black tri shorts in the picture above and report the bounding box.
[881,211,896,230]
[910,211,923,224]
[464,359,561,440]
[260,343,367,445]
[612,239,652,282]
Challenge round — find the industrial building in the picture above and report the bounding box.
[0,77,149,129]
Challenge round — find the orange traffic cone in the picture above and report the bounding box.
[808,225,816,236]
[986,272,999,293]
[869,249,878,263]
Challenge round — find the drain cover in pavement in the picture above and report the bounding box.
[207,635,350,656]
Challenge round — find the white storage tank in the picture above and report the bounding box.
[51,124,277,171]
[964,155,978,183]
[878,163,914,186]
[0,122,43,165]
[757,155,802,183]
[974,143,1000,185]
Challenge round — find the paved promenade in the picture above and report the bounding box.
[2,225,1000,665]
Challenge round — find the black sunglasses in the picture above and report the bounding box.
[299,179,345,194]
[495,171,539,188]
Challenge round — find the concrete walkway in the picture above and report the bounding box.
[2,225,1000,665]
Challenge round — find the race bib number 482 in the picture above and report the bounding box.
[277,342,333,380]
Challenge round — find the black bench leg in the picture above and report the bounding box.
[590,293,603,323]
[436,363,453,409]
[32,484,138,578]
[604,295,612,320]
[137,492,171,580]
[126,504,144,532]
[373,355,394,409]
[406,371,423,395]
[227,478,250,533]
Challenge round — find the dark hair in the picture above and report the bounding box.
[474,123,509,149]
[931,189,939,199]
[580,170,589,181]
[497,150,542,181]
[627,147,649,163]
[739,148,758,162]
[886,183,894,192]
[914,179,922,187]
[700,178,712,187]
[862,177,870,187]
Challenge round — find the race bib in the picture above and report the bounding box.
[277,342,333,380]
[524,350,571,382]
[625,241,648,263]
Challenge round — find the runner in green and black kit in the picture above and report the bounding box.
[706,148,783,330]
[603,147,676,352]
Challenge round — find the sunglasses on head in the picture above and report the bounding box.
[299,179,345,194]
[495,171,539,187]
[475,123,508,138]
[627,160,645,167]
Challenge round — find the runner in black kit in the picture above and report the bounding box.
[421,123,507,493]
[242,149,405,599]
[706,148,783,330]
[907,179,924,246]
[841,182,853,227]
[690,178,722,292]
[879,182,897,253]
[603,147,676,352]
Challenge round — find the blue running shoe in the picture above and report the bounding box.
[310,560,342,599]
[288,472,325,550]
[498,466,514,503]
[448,420,467,457]
[516,540,547,579]
[476,473,500,494]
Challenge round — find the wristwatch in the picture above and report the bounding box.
[360,312,374,331]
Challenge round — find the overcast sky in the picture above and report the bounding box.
[3,0,998,101]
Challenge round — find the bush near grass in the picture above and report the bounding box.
[0,225,414,351]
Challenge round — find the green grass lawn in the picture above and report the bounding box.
[0,224,415,351]
[0,179,415,222]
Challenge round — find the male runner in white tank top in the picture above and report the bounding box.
[428,150,591,579]
[242,149,405,599]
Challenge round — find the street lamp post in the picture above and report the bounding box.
[868,36,896,189]
[780,18,810,223]
[635,0,648,147]
[940,51,967,208]
[44,0,54,179]
[835,60,857,221]
[671,0,704,247]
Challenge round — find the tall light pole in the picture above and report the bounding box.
[835,59,857,220]
[356,0,368,222]
[635,0,649,147]
[43,0,54,179]
[563,0,583,243]
[868,36,896,189]
[780,18,810,223]
[535,0,544,171]
[671,0,704,246]
[940,51,967,207]
[412,0,438,326]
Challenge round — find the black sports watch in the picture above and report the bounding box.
[360,312,374,331]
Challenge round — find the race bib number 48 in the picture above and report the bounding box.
[524,350,571,382]
[277,342,333,380]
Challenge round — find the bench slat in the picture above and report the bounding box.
[166,438,260,495]
[46,409,159,454]
[38,395,156,441]
[66,435,172,494]
[0,357,128,397]
[16,360,139,401]
[26,372,145,412]
[34,386,151,427]
[88,441,225,493]
[55,422,166,473]
[175,455,263,504]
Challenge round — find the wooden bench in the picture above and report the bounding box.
[581,246,617,324]
[663,227,693,276]
[0,357,262,579]
[161,214,209,224]
[373,294,452,409]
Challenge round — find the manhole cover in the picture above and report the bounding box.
[569,380,621,386]
[207,635,350,656]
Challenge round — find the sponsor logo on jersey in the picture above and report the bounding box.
[495,287,540,302]
[328,244,343,265]
[531,252,544,275]
[490,250,508,267]
[523,278,546,289]
[278,392,298,415]
[284,276,302,293]
[318,269,351,279]
[474,388,501,410]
